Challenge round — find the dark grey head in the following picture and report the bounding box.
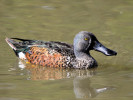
[73,31,117,60]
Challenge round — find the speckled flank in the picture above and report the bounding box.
[25,47,66,67]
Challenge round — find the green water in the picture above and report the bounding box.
[0,0,133,100]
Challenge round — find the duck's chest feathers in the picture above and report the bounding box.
[71,58,97,69]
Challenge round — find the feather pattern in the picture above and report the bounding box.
[6,38,75,68]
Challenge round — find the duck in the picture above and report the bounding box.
[5,31,117,69]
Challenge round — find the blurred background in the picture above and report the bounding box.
[0,0,133,100]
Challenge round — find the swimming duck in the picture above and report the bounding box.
[5,31,117,69]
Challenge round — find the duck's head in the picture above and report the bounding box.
[73,31,117,59]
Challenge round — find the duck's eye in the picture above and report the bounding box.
[84,38,88,41]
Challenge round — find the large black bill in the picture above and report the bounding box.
[93,41,117,56]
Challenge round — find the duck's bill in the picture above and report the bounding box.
[93,41,117,56]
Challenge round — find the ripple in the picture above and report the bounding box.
[8,68,16,72]
[0,97,20,100]
[41,6,55,10]
[0,83,16,89]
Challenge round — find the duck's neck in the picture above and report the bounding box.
[74,50,92,60]
[74,50,98,68]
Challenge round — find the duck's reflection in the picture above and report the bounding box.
[17,60,113,98]
[18,60,95,80]
[73,76,111,98]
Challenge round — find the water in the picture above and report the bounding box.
[0,0,133,100]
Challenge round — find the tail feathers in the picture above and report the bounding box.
[5,38,18,50]
[5,38,27,59]
[11,38,32,42]
[5,37,26,50]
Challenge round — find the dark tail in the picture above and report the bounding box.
[5,38,20,51]
[11,38,32,42]
[5,38,28,57]
[5,37,31,49]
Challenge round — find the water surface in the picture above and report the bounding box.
[0,0,133,100]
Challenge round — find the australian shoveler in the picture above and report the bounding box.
[5,31,117,69]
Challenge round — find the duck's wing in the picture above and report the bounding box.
[6,38,75,67]
[10,38,73,48]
